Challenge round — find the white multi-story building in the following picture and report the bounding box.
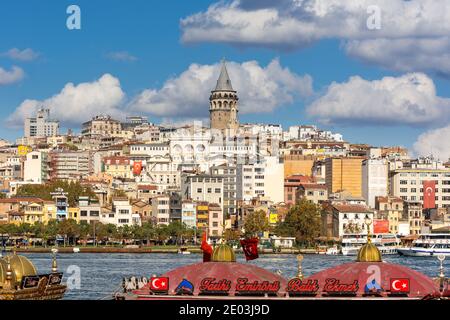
[236,156,284,203]
[78,196,101,224]
[111,198,141,226]
[129,143,170,158]
[362,158,388,209]
[24,108,59,138]
[181,173,224,212]
[150,195,170,225]
[390,168,450,209]
[331,204,374,238]
[24,151,48,183]
[181,201,197,229]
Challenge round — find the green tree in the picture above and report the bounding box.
[243,210,270,237]
[276,199,321,245]
[223,229,241,242]
[16,180,97,206]
[57,219,80,246]
[78,221,91,244]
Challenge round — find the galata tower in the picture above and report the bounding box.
[209,61,239,130]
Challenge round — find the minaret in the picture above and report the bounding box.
[209,60,239,130]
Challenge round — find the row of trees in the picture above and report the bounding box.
[0,199,322,247]
[16,180,97,207]
[0,220,199,247]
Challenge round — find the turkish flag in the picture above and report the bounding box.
[133,161,143,175]
[423,180,436,209]
[201,232,213,262]
[240,237,259,261]
[390,278,410,293]
[150,277,169,292]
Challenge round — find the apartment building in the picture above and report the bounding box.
[375,196,404,234]
[403,200,424,235]
[332,204,374,237]
[181,200,197,229]
[49,151,92,180]
[210,164,237,217]
[325,157,364,198]
[208,203,223,239]
[82,115,122,137]
[103,156,133,179]
[284,175,315,207]
[24,108,59,138]
[78,196,101,224]
[181,173,224,212]
[362,158,388,208]
[296,183,328,204]
[390,167,450,209]
[237,157,284,203]
[24,151,49,183]
[111,197,141,226]
[150,195,170,226]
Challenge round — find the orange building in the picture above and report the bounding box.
[283,155,315,178]
[325,157,364,197]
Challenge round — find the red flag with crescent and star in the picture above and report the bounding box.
[201,232,213,262]
[423,180,436,209]
[390,278,410,293]
[149,277,169,292]
[240,237,259,261]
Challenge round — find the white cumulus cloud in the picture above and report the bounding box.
[181,0,450,75]
[129,59,313,118]
[307,73,450,126]
[0,66,24,85]
[1,48,40,61]
[7,74,126,128]
[414,125,450,161]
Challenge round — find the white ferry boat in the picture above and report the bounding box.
[397,234,450,257]
[341,233,400,256]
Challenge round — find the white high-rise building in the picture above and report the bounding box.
[362,158,388,209]
[237,156,284,203]
[24,108,59,138]
[24,151,49,183]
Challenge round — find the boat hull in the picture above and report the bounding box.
[398,248,450,257]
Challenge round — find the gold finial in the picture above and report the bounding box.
[52,252,58,273]
[4,256,13,290]
[297,254,304,279]
[356,218,382,262]
[366,219,373,244]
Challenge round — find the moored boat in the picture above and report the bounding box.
[341,233,400,256]
[398,234,450,257]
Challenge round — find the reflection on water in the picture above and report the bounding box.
[21,253,449,300]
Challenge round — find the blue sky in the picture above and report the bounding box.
[1,0,450,158]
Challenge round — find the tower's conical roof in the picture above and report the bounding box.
[215,60,234,91]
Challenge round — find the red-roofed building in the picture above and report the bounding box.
[322,202,374,238]
[102,156,133,179]
[284,175,316,207]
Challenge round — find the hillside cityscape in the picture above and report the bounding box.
[0,61,449,246]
